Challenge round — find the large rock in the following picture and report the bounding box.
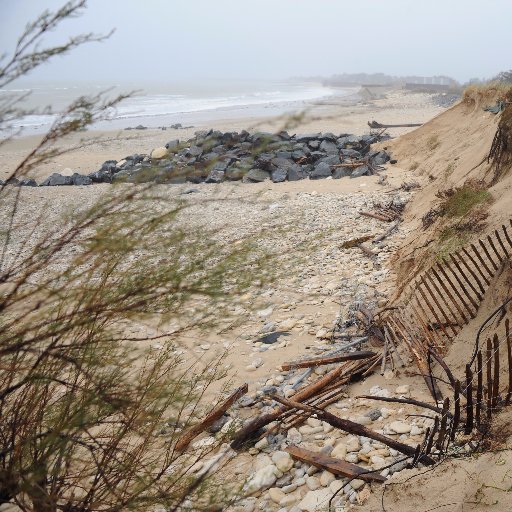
[271,451,293,473]
[88,169,112,183]
[205,168,225,184]
[19,178,38,187]
[150,147,169,160]
[245,168,270,182]
[297,489,332,512]
[71,173,92,186]
[271,167,287,183]
[319,140,338,154]
[41,173,73,186]
[245,465,278,495]
[310,162,332,180]
[288,166,307,181]
[350,165,370,178]
[333,166,351,179]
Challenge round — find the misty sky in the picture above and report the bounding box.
[1,0,511,84]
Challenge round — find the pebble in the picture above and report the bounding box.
[298,489,333,512]
[306,476,321,490]
[331,443,347,459]
[346,436,361,452]
[395,384,410,394]
[272,451,294,473]
[245,465,278,494]
[319,470,336,487]
[268,487,285,504]
[389,421,412,434]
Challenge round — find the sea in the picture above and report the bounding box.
[0,80,355,135]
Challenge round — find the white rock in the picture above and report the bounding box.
[395,385,410,394]
[268,487,285,504]
[150,147,168,159]
[351,479,365,491]
[345,436,361,452]
[320,470,335,487]
[297,488,333,512]
[287,428,302,444]
[410,425,423,436]
[279,494,299,508]
[345,453,359,463]
[306,476,320,490]
[245,465,278,494]
[331,443,347,459]
[284,388,297,398]
[329,480,344,493]
[280,318,297,330]
[307,417,322,428]
[254,437,269,450]
[315,328,329,339]
[253,453,272,471]
[272,451,294,473]
[389,421,411,434]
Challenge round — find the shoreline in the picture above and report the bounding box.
[0,89,447,181]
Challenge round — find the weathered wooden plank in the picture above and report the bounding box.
[176,383,248,452]
[281,351,376,371]
[286,445,386,483]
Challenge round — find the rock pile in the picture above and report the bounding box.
[4,129,392,188]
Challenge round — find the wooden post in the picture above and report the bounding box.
[486,338,493,420]
[451,381,460,440]
[436,397,450,453]
[476,351,483,427]
[465,365,474,435]
[492,333,500,409]
[506,319,512,405]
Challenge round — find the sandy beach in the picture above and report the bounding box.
[1,90,444,181]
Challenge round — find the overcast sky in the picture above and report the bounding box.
[1,0,511,84]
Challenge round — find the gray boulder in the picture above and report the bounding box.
[19,178,38,187]
[41,173,73,186]
[245,168,270,182]
[271,167,287,183]
[88,169,112,183]
[288,166,307,181]
[318,154,341,166]
[350,165,370,178]
[296,133,321,143]
[310,162,332,179]
[320,140,338,154]
[308,140,321,150]
[333,167,352,179]
[72,173,92,186]
[205,168,225,184]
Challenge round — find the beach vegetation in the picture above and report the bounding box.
[0,1,277,510]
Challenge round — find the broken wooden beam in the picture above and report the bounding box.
[272,395,435,464]
[286,445,386,483]
[356,395,450,417]
[176,383,248,452]
[231,361,363,449]
[281,351,376,371]
[360,211,394,222]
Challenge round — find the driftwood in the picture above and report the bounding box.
[368,120,422,129]
[176,383,248,452]
[231,359,372,449]
[356,395,451,418]
[332,162,366,168]
[357,244,378,258]
[281,351,375,371]
[272,395,434,464]
[286,446,386,483]
[360,211,392,222]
